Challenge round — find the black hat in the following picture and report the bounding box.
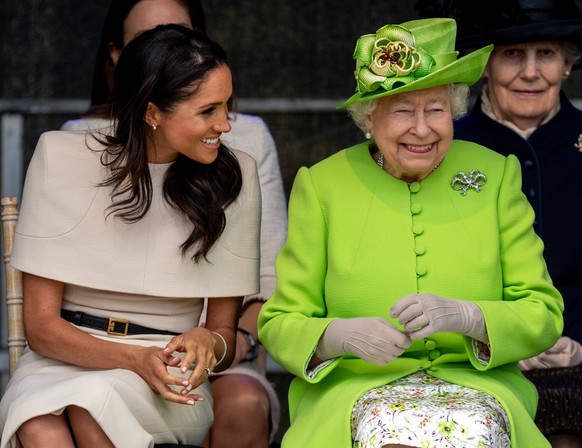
[414,0,582,52]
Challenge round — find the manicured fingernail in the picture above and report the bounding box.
[187,399,195,405]
[196,397,204,401]
[182,380,189,386]
[180,366,187,373]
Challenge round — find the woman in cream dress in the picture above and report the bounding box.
[0,24,260,448]
[60,2,287,445]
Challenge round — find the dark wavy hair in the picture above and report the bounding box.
[89,0,207,112]
[99,24,242,262]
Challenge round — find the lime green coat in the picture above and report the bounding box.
[258,140,564,447]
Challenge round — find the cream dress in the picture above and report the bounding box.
[61,113,287,441]
[0,130,261,448]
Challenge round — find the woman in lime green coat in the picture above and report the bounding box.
[258,18,563,448]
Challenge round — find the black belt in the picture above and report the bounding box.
[61,309,180,336]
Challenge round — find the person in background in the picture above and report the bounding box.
[258,17,563,448]
[414,1,582,446]
[61,1,287,447]
[0,24,260,447]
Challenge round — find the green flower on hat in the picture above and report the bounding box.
[354,24,435,95]
[338,18,493,109]
[371,39,419,77]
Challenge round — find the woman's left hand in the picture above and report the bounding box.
[163,327,217,393]
[519,336,582,370]
[391,293,487,342]
[128,344,206,405]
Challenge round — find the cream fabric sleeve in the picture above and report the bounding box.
[12,130,261,298]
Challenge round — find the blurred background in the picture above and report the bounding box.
[3,1,582,200]
[2,1,582,442]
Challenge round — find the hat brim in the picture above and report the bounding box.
[337,44,493,109]
[460,20,582,51]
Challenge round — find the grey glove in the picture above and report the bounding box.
[390,293,488,342]
[519,336,582,370]
[315,317,412,365]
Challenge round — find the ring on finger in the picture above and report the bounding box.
[205,366,212,375]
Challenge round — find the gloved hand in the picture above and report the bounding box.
[315,317,412,365]
[518,336,582,370]
[390,293,488,342]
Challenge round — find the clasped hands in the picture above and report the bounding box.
[133,327,217,406]
[316,293,486,365]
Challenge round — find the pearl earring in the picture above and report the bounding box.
[564,70,571,78]
[151,123,157,131]
[365,131,372,139]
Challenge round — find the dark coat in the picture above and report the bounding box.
[454,93,582,343]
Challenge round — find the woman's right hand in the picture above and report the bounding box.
[130,345,206,406]
[315,317,411,365]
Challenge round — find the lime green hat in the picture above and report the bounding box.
[337,18,493,109]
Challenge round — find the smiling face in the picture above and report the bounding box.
[364,85,453,182]
[146,64,232,164]
[484,41,572,130]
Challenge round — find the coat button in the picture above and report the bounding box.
[411,203,422,214]
[412,224,424,235]
[420,360,431,369]
[528,188,536,198]
[409,182,421,193]
[429,350,440,359]
[425,340,437,350]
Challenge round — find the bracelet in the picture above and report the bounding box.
[238,327,260,361]
[212,331,227,366]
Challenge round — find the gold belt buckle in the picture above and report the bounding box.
[107,318,129,336]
